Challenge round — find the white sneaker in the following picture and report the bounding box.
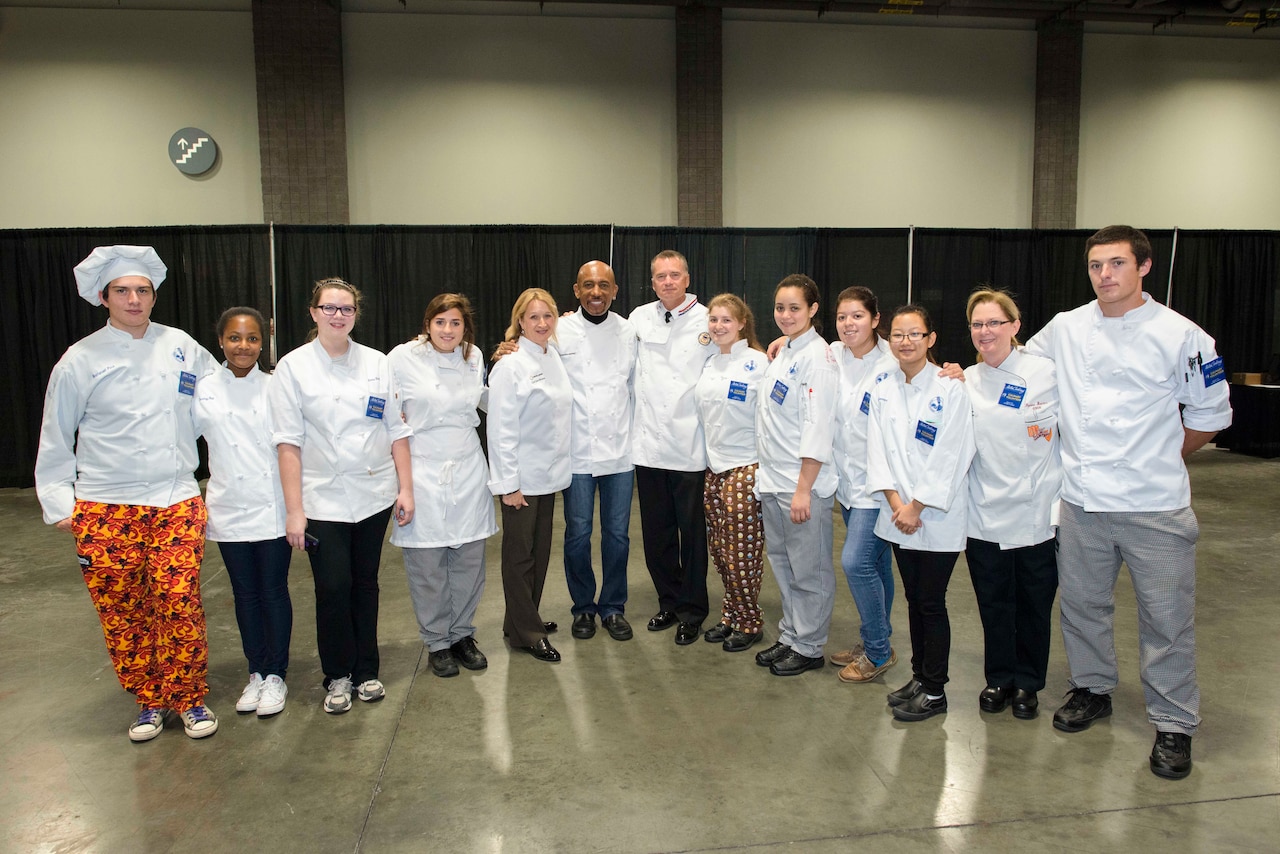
[324,676,353,714]
[180,704,219,739]
[257,675,288,717]
[236,673,265,713]
[356,679,385,703]
[128,708,165,743]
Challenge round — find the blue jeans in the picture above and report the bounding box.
[217,538,293,678]
[840,506,894,664]
[563,470,633,618]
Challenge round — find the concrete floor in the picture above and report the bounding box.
[1,447,1278,853]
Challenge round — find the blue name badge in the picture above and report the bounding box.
[915,420,937,446]
[998,383,1026,409]
[1202,356,1226,387]
[770,380,788,405]
[727,380,748,402]
[178,371,196,396]
[859,391,871,415]
[366,396,386,419]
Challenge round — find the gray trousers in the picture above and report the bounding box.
[761,492,836,659]
[1058,500,1200,735]
[403,540,487,653]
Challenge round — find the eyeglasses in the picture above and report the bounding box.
[889,331,928,343]
[970,319,1014,332]
[317,304,356,317]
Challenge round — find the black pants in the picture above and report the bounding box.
[893,545,959,695]
[306,506,393,686]
[501,493,556,648]
[635,465,709,625]
[965,537,1058,692]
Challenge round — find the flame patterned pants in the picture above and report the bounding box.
[703,464,765,633]
[71,497,209,711]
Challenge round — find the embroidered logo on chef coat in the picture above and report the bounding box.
[928,396,943,413]
[1027,424,1053,442]
[172,347,185,363]
[366,396,386,419]
[744,360,758,372]
[875,371,890,384]
[178,372,197,396]
[698,331,712,345]
[788,364,798,377]
[999,383,1026,409]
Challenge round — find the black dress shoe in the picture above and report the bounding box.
[1052,687,1112,732]
[755,641,790,667]
[428,649,460,678]
[703,623,732,643]
[887,679,924,707]
[647,611,678,631]
[450,636,488,671]
[893,691,948,722]
[674,622,701,645]
[979,685,1013,713]
[722,630,762,653]
[1149,732,1192,780]
[543,621,558,634]
[525,639,561,662]
[601,614,633,641]
[1011,688,1039,720]
[571,613,597,639]
[769,650,824,676]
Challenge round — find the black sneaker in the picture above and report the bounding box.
[451,636,488,671]
[892,691,947,722]
[1149,732,1192,780]
[1052,687,1112,732]
[429,649,460,678]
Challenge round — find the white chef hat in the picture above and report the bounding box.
[73,245,168,306]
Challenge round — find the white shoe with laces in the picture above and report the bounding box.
[128,708,165,743]
[257,675,287,717]
[324,676,353,714]
[357,679,385,703]
[236,673,265,713]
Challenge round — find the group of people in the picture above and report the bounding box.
[35,225,1230,781]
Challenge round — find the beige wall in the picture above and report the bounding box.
[0,8,262,229]
[723,21,1038,228]
[1078,33,1280,230]
[343,13,676,226]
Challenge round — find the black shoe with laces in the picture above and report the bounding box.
[1052,687,1112,732]
[451,636,488,671]
[1149,732,1192,779]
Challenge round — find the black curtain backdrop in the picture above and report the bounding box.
[910,228,1176,366]
[0,226,269,488]
[1169,230,1280,375]
[5,224,1277,489]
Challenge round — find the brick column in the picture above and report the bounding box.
[1031,19,1083,229]
[676,6,723,227]
[252,0,349,224]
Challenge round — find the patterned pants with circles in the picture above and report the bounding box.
[704,464,765,633]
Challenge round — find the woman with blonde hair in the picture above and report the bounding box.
[388,293,497,679]
[488,288,573,663]
[270,277,414,714]
[963,288,1061,720]
[695,294,767,652]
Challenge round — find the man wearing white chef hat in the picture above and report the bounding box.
[35,245,221,743]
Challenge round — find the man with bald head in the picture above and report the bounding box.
[557,261,638,641]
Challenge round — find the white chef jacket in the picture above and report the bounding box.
[630,296,718,472]
[556,309,637,477]
[269,339,411,523]
[1025,293,1232,513]
[832,338,897,511]
[867,367,976,552]
[755,327,840,497]
[964,348,1062,549]
[486,336,573,497]
[695,339,766,474]
[36,320,217,524]
[387,338,497,549]
[193,364,287,542]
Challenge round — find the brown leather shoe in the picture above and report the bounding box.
[828,641,865,667]
[837,648,897,683]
